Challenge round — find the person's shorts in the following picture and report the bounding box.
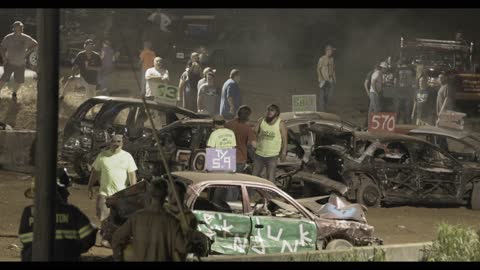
[96,194,110,222]
[1,63,25,84]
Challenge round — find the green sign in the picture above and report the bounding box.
[152,83,178,105]
[292,95,317,113]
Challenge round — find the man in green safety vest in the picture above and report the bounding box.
[253,104,288,182]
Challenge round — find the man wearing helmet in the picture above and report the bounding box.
[18,168,97,261]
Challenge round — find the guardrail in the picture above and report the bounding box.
[199,242,432,262]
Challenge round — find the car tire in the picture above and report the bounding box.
[73,154,91,184]
[471,182,480,210]
[192,151,206,171]
[27,48,38,70]
[356,177,381,208]
[325,239,354,250]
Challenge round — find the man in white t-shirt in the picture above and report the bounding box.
[87,134,138,247]
[145,57,169,99]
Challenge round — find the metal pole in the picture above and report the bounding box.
[32,8,59,261]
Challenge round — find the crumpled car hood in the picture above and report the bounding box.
[297,194,367,223]
[296,194,380,244]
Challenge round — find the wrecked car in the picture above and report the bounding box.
[61,96,204,182]
[273,112,357,193]
[298,131,480,210]
[396,124,480,163]
[101,171,382,256]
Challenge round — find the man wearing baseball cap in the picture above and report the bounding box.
[70,38,102,99]
[316,44,337,112]
[0,21,38,101]
[369,61,388,114]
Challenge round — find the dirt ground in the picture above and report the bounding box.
[1,64,480,261]
[1,170,480,261]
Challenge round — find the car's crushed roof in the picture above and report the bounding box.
[92,96,198,114]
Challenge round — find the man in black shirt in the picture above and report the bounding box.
[70,39,101,99]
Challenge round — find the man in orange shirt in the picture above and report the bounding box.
[225,105,257,173]
[138,41,156,95]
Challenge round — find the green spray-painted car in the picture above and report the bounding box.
[103,171,382,256]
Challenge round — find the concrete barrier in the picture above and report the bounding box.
[0,130,36,174]
[200,242,432,262]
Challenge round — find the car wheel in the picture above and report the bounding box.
[73,154,91,184]
[356,177,381,208]
[28,48,38,70]
[325,239,354,250]
[191,151,206,171]
[471,182,480,210]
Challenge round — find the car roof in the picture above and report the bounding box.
[280,111,342,122]
[172,171,275,186]
[406,125,471,140]
[91,96,198,115]
[160,118,213,131]
[355,131,428,143]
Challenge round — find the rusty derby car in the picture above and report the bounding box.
[101,171,382,256]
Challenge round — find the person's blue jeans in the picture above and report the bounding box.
[368,92,382,114]
[318,81,334,112]
[252,154,278,182]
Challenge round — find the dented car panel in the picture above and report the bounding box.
[306,131,480,208]
[61,96,205,181]
[102,171,381,256]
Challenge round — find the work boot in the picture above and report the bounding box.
[11,92,17,102]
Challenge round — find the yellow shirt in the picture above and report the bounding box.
[92,149,138,196]
[256,118,282,157]
[207,128,237,149]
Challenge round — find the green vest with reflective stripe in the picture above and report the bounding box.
[256,118,282,157]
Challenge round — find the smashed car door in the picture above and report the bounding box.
[409,142,461,202]
[371,141,417,202]
[192,184,252,255]
[245,186,317,254]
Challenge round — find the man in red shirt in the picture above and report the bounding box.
[138,41,156,95]
[225,105,256,173]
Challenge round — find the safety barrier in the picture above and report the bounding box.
[201,242,432,262]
